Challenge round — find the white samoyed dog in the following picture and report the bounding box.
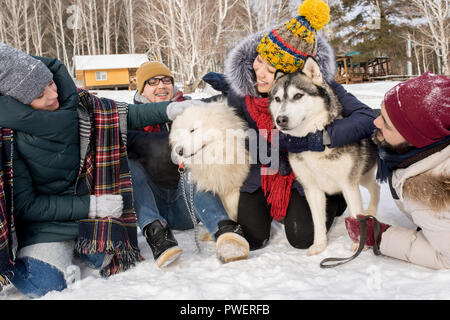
[169,100,251,222]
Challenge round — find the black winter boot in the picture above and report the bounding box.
[214,220,249,263]
[144,220,182,268]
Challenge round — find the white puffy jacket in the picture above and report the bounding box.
[380,144,450,269]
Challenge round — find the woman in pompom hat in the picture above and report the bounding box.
[202,0,377,251]
[345,72,450,270]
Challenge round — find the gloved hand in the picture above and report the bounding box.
[88,195,123,219]
[278,153,292,176]
[202,72,230,93]
[166,99,208,120]
[260,140,292,176]
[278,130,325,153]
[345,215,391,247]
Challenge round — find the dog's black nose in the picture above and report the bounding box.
[175,146,183,156]
[276,116,289,127]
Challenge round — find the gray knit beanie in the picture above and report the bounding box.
[0,42,53,105]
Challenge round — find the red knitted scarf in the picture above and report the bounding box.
[245,95,295,221]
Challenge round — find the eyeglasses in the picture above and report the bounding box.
[145,76,174,86]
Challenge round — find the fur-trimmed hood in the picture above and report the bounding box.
[223,30,336,98]
[380,143,449,270]
[392,144,450,214]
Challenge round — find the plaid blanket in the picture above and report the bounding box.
[0,128,14,291]
[75,89,141,277]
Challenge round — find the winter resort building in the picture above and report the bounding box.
[74,54,148,90]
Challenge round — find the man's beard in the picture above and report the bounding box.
[372,129,414,155]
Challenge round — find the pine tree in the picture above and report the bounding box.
[329,0,412,74]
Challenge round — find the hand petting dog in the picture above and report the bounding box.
[166,99,209,120]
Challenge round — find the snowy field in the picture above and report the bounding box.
[2,80,450,301]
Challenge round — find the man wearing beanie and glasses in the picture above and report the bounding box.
[127,61,250,268]
[0,43,203,298]
[345,72,450,270]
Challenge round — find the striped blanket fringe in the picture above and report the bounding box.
[0,128,14,291]
[74,233,142,278]
[74,215,143,277]
[75,89,141,277]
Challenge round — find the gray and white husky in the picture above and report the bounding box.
[269,57,380,255]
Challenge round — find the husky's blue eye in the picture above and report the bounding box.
[293,93,303,100]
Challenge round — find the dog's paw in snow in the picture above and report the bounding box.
[351,242,371,252]
[307,241,327,256]
[200,232,213,242]
[65,265,81,288]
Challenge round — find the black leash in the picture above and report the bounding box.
[320,215,382,268]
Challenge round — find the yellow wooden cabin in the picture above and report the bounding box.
[74,54,149,90]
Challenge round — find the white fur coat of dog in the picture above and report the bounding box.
[169,101,250,221]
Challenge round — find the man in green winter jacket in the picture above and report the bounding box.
[0,43,194,298]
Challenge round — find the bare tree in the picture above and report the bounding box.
[47,0,61,58]
[31,0,44,56]
[124,0,135,54]
[409,0,449,75]
[240,0,255,34]
[23,0,30,53]
[137,1,164,61]
[214,0,239,48]
[138,0,238,92]
[3,0,24,49]
[112,0,121,54]
[0,0,336,90]
[0,5,6,43]
[56,0,70,68]
[254,0,292,30]
[87,0,97,55]
[102,0,113,54]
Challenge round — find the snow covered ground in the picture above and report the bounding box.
[2,80,449,301]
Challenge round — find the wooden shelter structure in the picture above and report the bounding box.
[335,52,392,84]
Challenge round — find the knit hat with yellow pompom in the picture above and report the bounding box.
[256,0,330,73]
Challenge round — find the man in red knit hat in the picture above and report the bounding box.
[346,72,450,269]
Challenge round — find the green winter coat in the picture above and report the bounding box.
[0,57,170,248]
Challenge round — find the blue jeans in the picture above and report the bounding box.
[129,159,230,237]
[11,251,106,299]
